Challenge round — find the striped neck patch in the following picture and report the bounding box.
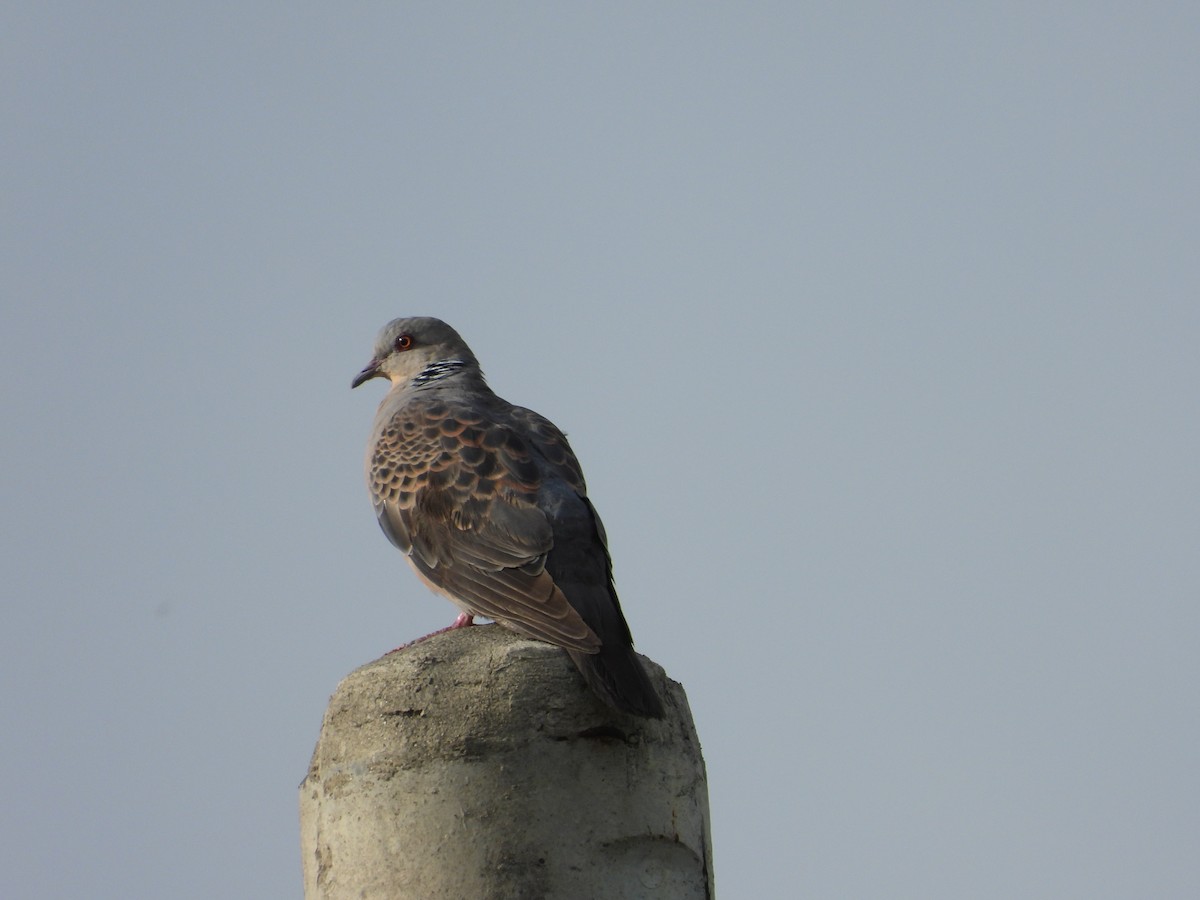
[412,358,470,386]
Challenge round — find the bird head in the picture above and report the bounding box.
[352,317,481,390]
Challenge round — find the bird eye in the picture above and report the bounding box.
[394,334,414,351]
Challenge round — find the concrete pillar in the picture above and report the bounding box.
[300,624,713,899]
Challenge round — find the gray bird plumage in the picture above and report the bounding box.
[353,317,663,718]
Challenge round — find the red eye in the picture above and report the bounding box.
[394,334,413,351]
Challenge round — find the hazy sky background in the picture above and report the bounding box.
[3,4,1198,898]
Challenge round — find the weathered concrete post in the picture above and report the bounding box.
[300,624,713,899]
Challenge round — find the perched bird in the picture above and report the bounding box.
[352,317,664,718]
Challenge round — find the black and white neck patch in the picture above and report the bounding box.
[412,358,470,386]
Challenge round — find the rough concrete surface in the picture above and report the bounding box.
[300,625,713,899]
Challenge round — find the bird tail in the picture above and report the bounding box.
[567,646,665,718]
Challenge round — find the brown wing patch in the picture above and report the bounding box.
[371,401,543,507]
[369,395,599,652]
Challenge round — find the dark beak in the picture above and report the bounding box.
[351,358,382,389]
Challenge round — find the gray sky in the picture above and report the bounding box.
[3,3,1198,897]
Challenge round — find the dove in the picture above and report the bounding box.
[353,317,664,718]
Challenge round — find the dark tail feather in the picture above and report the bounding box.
[568,646,665,718]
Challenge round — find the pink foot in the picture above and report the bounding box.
[386,614,475,654]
